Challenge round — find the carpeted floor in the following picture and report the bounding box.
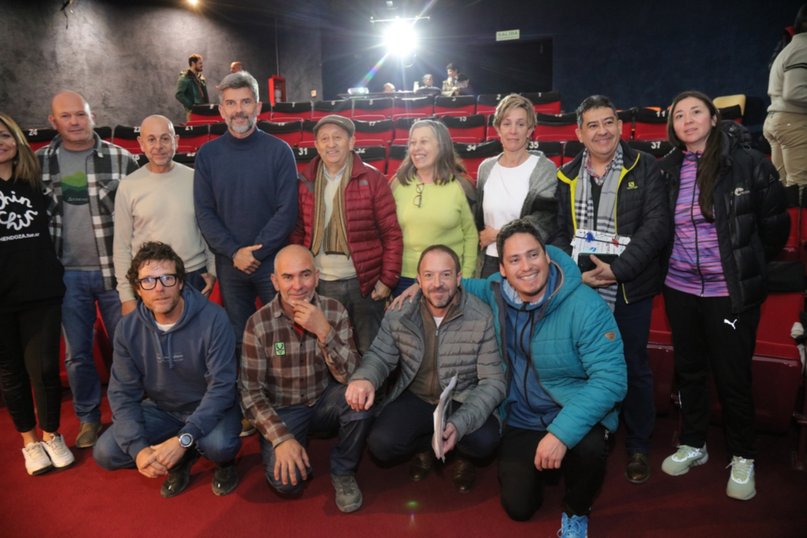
[1,393,806,538]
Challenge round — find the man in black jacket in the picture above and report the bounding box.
[553,95,670,484]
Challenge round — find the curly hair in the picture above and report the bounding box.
[126,242,186,292]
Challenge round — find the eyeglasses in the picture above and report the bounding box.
[413,182,424,208]
[137,274,178,290]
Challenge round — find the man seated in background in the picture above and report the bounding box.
[94,242,241,499]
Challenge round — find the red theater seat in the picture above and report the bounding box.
[520,91,562,115]
[394,96,434,116]
[259,120,303,147]
[476,94,505,117]
[454,140,503,183]
[312,100,352,120]
[24,127,58,151]
[434,95,476,116]
[633,107,670,141]
[111,125,143,154]
[271,101,312,121]
[387,144,408,179]
[527,140,562,167]
[438,114,486,143]
[533,112,578,142]
[627,140,674,160]
[188,104,221,125]
[561,141,584,165]
[294,145,318,174]
[355,145,387,172]
[351,97,395,119]
[176,123,209,152]
[353,118,394,145]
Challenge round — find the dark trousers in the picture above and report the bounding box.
[614,294,655,454]
[0,303,63,433]
[215,255,275,347]
[498,425,608,520]
[317,278,385,356]
[368,389,500,462]
[664,286,759,458]
[259,381,372,495]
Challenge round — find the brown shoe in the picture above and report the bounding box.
[626,452,650,484]
[75,422,102,449]
[408,451,435,482]
[239,417,256,438]
[451,457,476,493]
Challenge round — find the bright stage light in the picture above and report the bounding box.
[383,20,418,57]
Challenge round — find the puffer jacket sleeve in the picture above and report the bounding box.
[752,155,789,261]
[547,287,627,449]
[348,310,402,390]
[367,168,403,290]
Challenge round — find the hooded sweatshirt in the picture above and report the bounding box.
[108,285,237,461]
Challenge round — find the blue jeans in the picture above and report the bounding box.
[317,278,385,355]
[368,389,501,461]
[215,256,275,346]
[93,400,242,469]
[62,270,122,424]
[259,381,371,495]
[614,294,655,455]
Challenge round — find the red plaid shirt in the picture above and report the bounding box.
[239,293,358,446]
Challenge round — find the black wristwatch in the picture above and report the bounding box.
[178,432,194,448]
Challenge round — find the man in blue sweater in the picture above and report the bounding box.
[194,70,297,437]
[193,70,298,351]
[93,242,241,498]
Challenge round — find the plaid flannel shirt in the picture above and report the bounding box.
[37,133,139,290]
[239,293,359,446]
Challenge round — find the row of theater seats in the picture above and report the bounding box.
[118,138,675,183]
[188,91,564,124]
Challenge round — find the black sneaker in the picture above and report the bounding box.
[211,462,239,496]
[160,450,199,498]
[626,452,650,484]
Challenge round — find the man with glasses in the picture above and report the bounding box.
[93,242,241,499]
[113,115,216,318]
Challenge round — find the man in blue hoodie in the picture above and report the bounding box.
[93,242,241,498]
[460,219,626,538]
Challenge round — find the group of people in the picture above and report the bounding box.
[0,63,789,537]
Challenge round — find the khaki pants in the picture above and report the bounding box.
[764,111,807,187]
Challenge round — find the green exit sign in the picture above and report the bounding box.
[496,29,520,41]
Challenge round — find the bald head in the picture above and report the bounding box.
[271,245,319,311]
[230,61,244,73]
[49,91,95,151]
[138,115,178,173]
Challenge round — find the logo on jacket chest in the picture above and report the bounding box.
[274,342,286,356]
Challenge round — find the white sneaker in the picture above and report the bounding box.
[726,456,756,500]
[22,442,54,476]
[41,433,75,469]
[661,444,708,476]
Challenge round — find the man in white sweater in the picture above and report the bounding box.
[113,115,215,316]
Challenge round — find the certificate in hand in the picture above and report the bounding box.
[432,374,458,461]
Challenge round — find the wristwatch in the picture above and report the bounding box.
[178,432,194,448]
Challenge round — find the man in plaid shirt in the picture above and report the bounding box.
[38,91,139,450]
[239,244,371,513]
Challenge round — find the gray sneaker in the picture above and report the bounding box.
[726,456,756,500]
[331,473,363,513]
[661,444,708,476]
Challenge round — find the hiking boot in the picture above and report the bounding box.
[75,422,102,449]
[661,444,708,476]
[726,456,756,501]
[23,442,54,476]
[41,433,75,469]
[450,457,476,493]
[211,461,239,496]
[331,473,363,513]
[239,417,256,438]
[558,513,589,538]
[625,452,650,484]
[408,451,435,482]
[161,450,199,498]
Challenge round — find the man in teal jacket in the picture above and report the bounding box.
[462,218,626,538]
